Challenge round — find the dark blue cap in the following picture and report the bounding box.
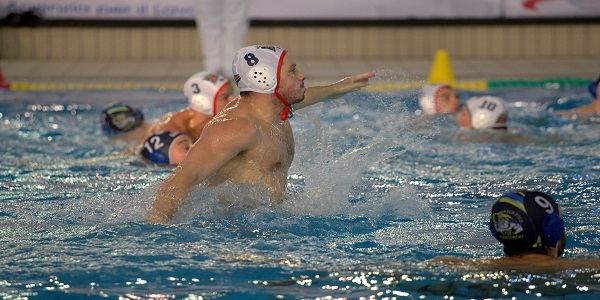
[140,131,185,164]
[101,103,144,134]
[489,190,565,251]
[588,73,600,99]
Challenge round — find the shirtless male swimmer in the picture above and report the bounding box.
[147,45,375,223]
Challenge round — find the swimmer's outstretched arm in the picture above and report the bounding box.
[294,72,375,110]
[147,118,258,224]
[557,105,597,116]
[556,98,600,116]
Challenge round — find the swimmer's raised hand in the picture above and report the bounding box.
[296,72,376,109]
[331,72,376,98]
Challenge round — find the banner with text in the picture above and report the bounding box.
[1,0,598,20]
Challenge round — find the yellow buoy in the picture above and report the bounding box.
[427,49,456,86]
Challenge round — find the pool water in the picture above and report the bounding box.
[1,84,599,299]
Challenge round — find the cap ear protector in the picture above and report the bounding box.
[588,73,600,99]
[247,65,277,91]
[101,103,144,134]
[140,131,185,165]
[489,191,564,250]
[184,72,229,116]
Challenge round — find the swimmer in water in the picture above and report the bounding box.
[419,84,460,116]
[100,103,151,144]
[425,190,600,272]
[453,96,522,143]
[143,72,235,143]
[455,96,508,130]
[147,45,375,223]
[557,73,600,117]
[140,131,193,166]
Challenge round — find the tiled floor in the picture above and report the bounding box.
[1,57,598,88]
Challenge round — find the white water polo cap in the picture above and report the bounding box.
[184,71,229,116]
[465,96,508,129]
[233,45,286,93]
[419,84,450,115]
[232,45,293,120]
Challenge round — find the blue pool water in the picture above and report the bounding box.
[1,83,600,299]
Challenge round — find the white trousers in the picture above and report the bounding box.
[195,0,249,77]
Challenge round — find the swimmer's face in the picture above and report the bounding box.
[277,53,306,104]
[169,134,193,165]
[455,105,473,128]
[214,83,234,115]
[436,86,460,114]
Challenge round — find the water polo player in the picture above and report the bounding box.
[424,190,600,271]
[419,84,460,116]
[558,72,600,116]
[147,45,375,223]
[143,71,234,143]
[140,131,193,166]
[490,190,566,257]
[455,96,508,130]
[101,103,144,134]
[100,102,151,143]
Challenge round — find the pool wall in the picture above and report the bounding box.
[1,18,599,91]
[2,19,599,61]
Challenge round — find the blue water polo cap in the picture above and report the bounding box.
[588,73,600,98]
[489,190,565,251]
[101,103,144,134]
[140,131,185,164]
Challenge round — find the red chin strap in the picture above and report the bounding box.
[274,50,293,121]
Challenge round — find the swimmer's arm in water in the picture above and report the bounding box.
[147,118,258,224]
[557,105,596,116]
[294,72,375,109]
[557,99,600,116]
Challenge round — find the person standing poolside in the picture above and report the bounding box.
[143,72,234,143]
[194,0,249,76]
[147,45,375,223]
[419,84,460,116]
[558,73,600,116]
[425,190,600,271]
